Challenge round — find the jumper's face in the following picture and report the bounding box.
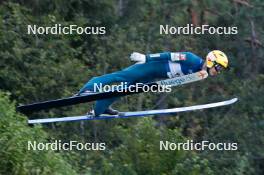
[208,64,225,76]
[208,67,218,76]
[203,62,225,76]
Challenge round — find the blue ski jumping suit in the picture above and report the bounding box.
[79,52,205,116]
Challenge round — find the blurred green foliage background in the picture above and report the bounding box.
[0,0,263,174]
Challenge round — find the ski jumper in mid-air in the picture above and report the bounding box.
[78,50,229,116]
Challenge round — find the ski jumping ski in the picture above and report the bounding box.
[28,98,237,124]
[18,70,208,113]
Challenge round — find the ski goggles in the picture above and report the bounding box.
[214,64,225,73]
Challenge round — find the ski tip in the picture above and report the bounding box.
[230,97,238,104]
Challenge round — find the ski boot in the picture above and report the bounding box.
[86,107,120,118]
[102,107,119,115]
[73,90,98,97]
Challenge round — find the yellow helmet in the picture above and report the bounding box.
[206,50,228,69]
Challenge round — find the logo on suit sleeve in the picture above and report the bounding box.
[179,54,186,60]
[171,53,186,61]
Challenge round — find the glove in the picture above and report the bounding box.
[130,52,146,64]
